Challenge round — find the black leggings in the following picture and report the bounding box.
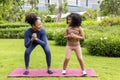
[24,44,51,68]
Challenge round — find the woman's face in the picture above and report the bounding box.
[33,19,42,31]
[67,17,72,25]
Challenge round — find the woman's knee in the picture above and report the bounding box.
[25,49,31,55]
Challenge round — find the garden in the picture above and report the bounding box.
[0,0,120,80]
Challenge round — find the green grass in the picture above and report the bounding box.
[0,39,120,80]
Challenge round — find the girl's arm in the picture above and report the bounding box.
[64,28,71,39]
[71,27,85,40]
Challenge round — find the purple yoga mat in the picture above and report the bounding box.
[8,68,98,77]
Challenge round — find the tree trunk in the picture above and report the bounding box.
[56,0,62,22]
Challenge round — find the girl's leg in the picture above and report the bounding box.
[63,46,72,71]
[74,45,86,74]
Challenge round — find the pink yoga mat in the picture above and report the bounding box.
[8,68,98,77]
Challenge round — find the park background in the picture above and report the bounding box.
[0,0,120,80]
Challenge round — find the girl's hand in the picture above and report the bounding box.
[70,33,76,38]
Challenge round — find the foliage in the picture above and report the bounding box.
[54,29,67,46]
[99,16,120,26]
[43,22,67,28]
[85,35,120,57]
[0,23,29,28]
[25,10,49,22]
[82,20,98,26]
[48,4,56,14]
[46,29,55,40]
[54,28,85,46]
[44,16,55,23]
[27,0,39,10]
[63,0,68,13]
[82,9,98,20]
[100,0,120,16]
[0,0,25,22]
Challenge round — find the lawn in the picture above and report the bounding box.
[0,39,120,80]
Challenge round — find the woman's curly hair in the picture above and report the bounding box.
[66,13,82,27]
[25,13,38,26]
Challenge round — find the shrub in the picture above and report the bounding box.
[44,16,54,23]
[0,23,29,28]
[54,28,85,46]
[0,28,26,39]
[82,20,98,26]
[99,17,120,26]
[85,35,120,57]
[43,22,67,28]
[46,29,55,40]
[54,28,67,46]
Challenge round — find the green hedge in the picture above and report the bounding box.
[84,35,120,57]
[54,28,85,46]
[99,17,120,26]
[46,28,55,40]
[54,30,67,46]
[0,23,29,28]
[43,22,67,28]
[0,28,27,38]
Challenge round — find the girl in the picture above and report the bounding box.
[23,13,53,75]
[62,13,87,75]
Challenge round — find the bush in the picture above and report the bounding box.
[0,23,29,28]
[46,29,55,40]
[44,16,54,23]
[0,28,26,39]
[43,22,67,28]
[82,20,98,26]
[0,20,6,24]
[99,17,120,26]
[54,28,67,46]
[54,28,85,46]
[85,35,120,57]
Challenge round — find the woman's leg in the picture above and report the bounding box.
[42,44,53,74]
[24,44,36,71]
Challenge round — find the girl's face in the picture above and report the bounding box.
[67,17,72,25]
[32,19,42,31]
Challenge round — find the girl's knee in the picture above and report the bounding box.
[78,57,83,61]
[65,57,70,61]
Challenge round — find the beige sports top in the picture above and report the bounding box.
[64,27,83,46]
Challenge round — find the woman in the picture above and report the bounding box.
[23,13,53,75]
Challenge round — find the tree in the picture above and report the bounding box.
[48,4,56,14]
[100,0,120,16]
[0,0,25,22]
[63,0,68,13]
[56,0,62,22]
[28,0,39,10]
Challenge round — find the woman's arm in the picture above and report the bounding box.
[24,31,32,48]
[35,29,47,46]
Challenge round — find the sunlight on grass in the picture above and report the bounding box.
[0,39,120,80]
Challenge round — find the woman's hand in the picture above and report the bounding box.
[31,33,37,41]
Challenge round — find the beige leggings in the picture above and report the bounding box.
[65,45,83,59]
[63,45,85,70]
